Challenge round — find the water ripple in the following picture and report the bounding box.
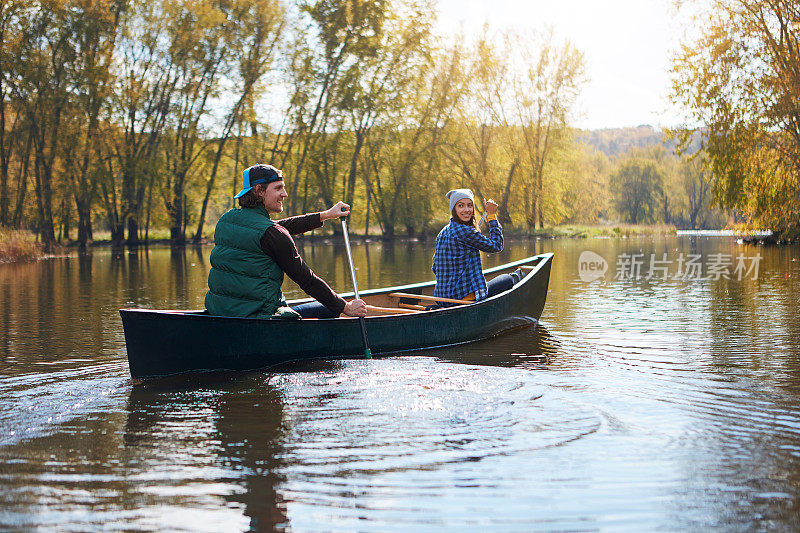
[0,362,130,447]
[270,358,602,506]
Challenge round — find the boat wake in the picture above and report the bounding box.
[0,362,130,447]
[271,357,601,471]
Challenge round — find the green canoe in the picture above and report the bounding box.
[120,253,553,381]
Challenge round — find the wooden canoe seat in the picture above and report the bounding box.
[398,302,427,311]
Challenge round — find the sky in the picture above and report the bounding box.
[435,0,683,130]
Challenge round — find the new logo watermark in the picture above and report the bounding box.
[578,252,763,281]
[578,251,609,282]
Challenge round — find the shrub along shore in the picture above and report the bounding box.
[0,228,45,263]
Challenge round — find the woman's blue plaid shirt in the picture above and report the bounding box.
[432,218,503,303]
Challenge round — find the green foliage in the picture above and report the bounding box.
[610,156,664,224]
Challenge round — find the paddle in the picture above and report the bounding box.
[340,207,372,359]
[478,198,490,226]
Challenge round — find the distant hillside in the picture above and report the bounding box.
[577,125,682,157]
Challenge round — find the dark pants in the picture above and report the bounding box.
[293,301,338,318]
[485,269,522,298]
[427,269,523,309]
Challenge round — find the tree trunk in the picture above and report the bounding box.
[110,223,125,245]
[12,134,31,228]
[32,150,56,249]
[364,186,370,236]
[345,129,365,207]
[76,197,92,247]
[127,217,140,246]
[61,198,71,242]
[195,131,233,243]
[194,178,213,243]
[536,170,544,229]
[169,188,185,245]
[0,77,10,225]
[0,101,7,225]
[499,159,518,225]
[168,166,187,245]
[145,176,153,243]
[382,222,395,240]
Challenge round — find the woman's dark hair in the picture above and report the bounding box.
[451,206,477,228]
[238,185,264,208]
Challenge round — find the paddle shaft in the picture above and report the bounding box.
[341,214,372,358]
[479,198,498,226]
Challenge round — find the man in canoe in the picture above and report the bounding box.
[205,163,367,319]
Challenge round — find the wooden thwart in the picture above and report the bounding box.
[388,292,473,305]
[366,304,419,315]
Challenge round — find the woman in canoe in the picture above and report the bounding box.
[432,189,515,306]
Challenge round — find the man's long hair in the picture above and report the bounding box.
[238,184,264,208]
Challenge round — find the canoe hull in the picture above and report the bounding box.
[120,253,552,380]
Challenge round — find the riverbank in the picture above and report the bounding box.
[4,223,777,262]
[72,223,680,246]
[525,223,678,239]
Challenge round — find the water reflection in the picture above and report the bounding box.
[2,237,800,530]
[125,375,290,531]
[421,324,560,370]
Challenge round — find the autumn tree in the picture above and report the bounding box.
[672,0,800,236]
[610,157,664,224]
[335,0,433,211]
[681,155,712,229]
[442,28,586,230]
[158,0,233,245]
[550,144,610,225]
[192,0,286,243]
[440,36,508,223]
[278,0,390,215]
[367,39,469,238]
[12,1,78,248]
[63,0,123,246]
[107,0,176,245]
[0,0,30,227]
[504,29,586,229]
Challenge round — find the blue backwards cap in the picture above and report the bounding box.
[234,164,283,198]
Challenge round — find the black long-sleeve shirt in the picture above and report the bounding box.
[259,212,346,315]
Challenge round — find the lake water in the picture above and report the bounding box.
[1,235,799,531]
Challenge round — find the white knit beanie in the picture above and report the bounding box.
[446,188,474,212]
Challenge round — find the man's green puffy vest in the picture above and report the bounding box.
[205,206,285,319]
